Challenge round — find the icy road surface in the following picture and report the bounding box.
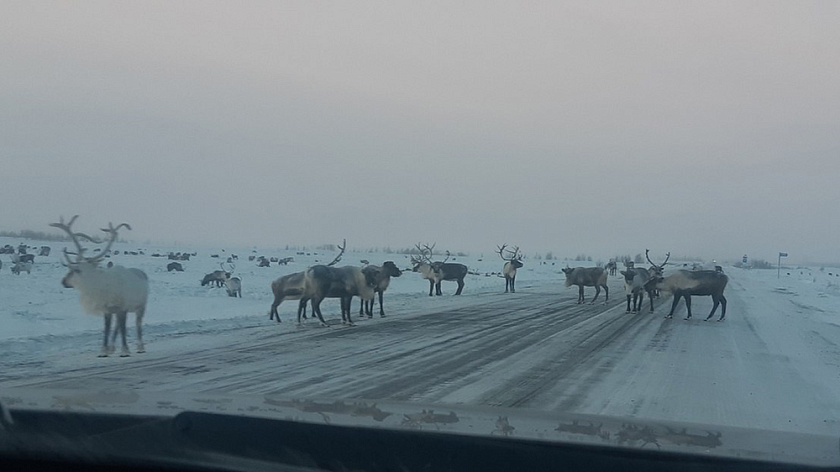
[3,251,840,437]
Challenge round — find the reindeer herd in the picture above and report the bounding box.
[40,216,730,357]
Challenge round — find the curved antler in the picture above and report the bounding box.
[645,249,670,270]
[326,239,346,266]
[415,243,435,264]
[87,222,131,263]
[50,215,102,264]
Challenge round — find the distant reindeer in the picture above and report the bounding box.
[50,215,148,357]
[497,244,523,293]
[646,270,729,321]
[224,276,242,297]
[359,261,403,318]
[411,243,467,296]
[38,246,51,256]
[605,260,617,276]
[562,266,609,304]
[10,253,31,275]
[167,261,184,272]
[201,263,231,287]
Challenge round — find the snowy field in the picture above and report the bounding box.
[0,237,569,342]
[3,236,840,440]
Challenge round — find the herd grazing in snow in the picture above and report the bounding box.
[6,215,733,356]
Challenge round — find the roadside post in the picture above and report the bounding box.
[778,252,788,278]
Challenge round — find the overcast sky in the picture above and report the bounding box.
[2,1,838,263]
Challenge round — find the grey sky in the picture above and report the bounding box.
[2,1,838,263]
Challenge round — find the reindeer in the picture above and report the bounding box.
[224,276,242,297]
[167,261,184,272]
[269,271,309,323]
[411,243,468,296]
[269,240,373,326]
[620,267,652,313]
[50,215,148,357]
[562,266,609,304]
[645,270,729,321]
[605,260,617,276]
[359,261,403,318]
[221,263,241,297]
[201,262,231,287]
[10,253,31,275]
[645,249,670,299]
[497,244,523,293]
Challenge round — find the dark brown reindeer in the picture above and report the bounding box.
[411,243,468,296]
[562,266,609,304]
[645,269,729,321]
[497,244,523,293]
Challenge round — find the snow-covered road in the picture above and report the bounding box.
[4,266,840,437]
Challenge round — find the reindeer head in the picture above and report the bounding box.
[645,249,670,277]
[382,261,403,277]
[50,215,131,287]
[497,244,523,268]
[411,243,435,271]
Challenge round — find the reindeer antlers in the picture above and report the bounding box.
[497,244,521,261]
[50,215,132,265]
[645,249,670,269]
[414,243,435,264]
[326,239,346,266]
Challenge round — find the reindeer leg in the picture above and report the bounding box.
[718,295,727,321]
[455,279,464,295]
[428,280,434,296]
[311,298,329,327]
[626,294,632,313]
[100,314,113,357]
[378,290,385,317]
[511,276,515,293]
[603,285,609,303]
[136,306,146,353]
[117,312,130,357]
[666,292,681,319]
[359,298,365,317]
[648,290,655,313]
[590,286,600,304]
[296,299,308,324]
[344,297,355,327]
[578,285,584,304]
[706,295,722,321]
[683,295,693,320]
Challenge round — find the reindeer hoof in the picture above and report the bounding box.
[120,353,130,358]
[320,322,329,327]
[98,353,109,358]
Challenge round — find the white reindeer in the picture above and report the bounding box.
[50,215,149,357]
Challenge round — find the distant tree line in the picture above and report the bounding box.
[0,229,72,242]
